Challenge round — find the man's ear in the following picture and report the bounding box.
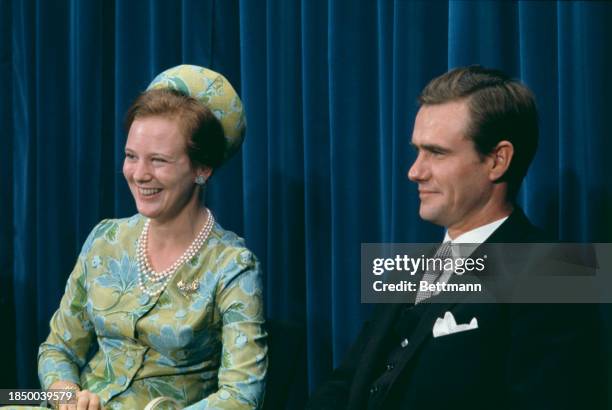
[488,140,514,181]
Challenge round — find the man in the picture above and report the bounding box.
[307,66,603,410]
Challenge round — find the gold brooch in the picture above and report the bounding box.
[177,279,200,295]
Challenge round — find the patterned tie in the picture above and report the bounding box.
[415,241,453,304]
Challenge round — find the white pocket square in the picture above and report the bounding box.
[432,311,478,338]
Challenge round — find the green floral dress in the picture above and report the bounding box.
[38,214,267,409]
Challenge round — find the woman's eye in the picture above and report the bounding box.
[152,158,167,163]
[125,153,135,160]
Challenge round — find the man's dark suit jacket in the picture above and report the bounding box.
[307,208,604,410]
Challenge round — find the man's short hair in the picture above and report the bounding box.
[418,65,538,200]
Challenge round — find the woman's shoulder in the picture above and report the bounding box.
[208,221,246,248]
[204,221,258,270]
[80,214,144,256]
[203,222,261,294]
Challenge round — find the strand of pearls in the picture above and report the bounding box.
[137,208,214,297]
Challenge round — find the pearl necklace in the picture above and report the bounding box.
[137,209,215,297]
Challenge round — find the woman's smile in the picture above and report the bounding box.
[138,187,163,198]
[123,116,202,223]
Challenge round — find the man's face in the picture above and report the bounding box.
[408,100,494,234]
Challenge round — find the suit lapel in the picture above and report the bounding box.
[372,207,541,406]
[390,289,465,369]
[347,244,442,407]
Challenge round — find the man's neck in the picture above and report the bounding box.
[447,202,514,240]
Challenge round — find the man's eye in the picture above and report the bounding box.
[152,158,167,163]
[125,153,135,160]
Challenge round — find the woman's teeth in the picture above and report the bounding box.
[139,187,162,196]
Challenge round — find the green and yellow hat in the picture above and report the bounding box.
[147,64,246,163]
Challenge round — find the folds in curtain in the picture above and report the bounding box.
[3,0,612,397]
[0,0,16,390]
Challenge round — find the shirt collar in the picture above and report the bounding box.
[442,216,509,257]
[443,216,509,244]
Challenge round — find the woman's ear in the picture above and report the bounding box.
[488,140,514,182]
[195,166,213,185]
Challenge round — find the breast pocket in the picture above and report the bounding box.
[426,322,498,378]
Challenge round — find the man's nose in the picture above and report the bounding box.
[407,153,427,182]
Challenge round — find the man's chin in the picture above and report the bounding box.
[419,207,444,226]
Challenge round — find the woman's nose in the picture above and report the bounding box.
[133,160,152,181]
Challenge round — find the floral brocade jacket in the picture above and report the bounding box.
[38,214,267,409]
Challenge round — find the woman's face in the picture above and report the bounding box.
[123,115,206,223]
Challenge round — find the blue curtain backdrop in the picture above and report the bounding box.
[2,0,612,399]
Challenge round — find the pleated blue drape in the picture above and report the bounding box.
[2,0,612,397]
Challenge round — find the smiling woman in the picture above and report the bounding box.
[122,88,224,225]
[124,115,205,222]
[35,66,267,410]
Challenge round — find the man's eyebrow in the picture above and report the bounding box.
[410,142,452,154]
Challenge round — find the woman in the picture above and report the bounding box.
[37,65,266,409]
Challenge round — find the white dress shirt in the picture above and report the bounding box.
[435,216,509,288]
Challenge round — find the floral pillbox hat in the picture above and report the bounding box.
[147,64,246,163]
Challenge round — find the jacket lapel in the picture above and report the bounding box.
[390,289,465,369]
[372,207,541,406]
